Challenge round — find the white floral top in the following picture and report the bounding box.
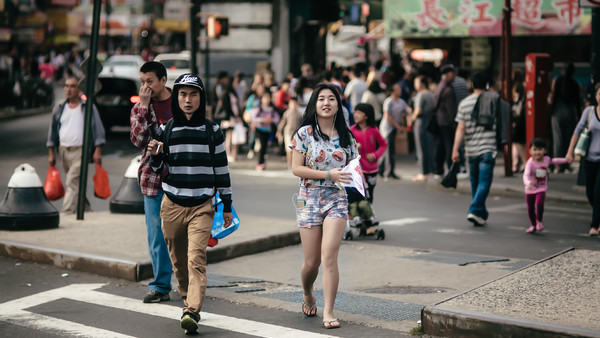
[291,125,359,187]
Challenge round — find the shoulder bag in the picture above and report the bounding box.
[575,107,595,157]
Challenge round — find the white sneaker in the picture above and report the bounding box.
[351,216,361,226]
[369,215,379,226]
[467,213,486,226]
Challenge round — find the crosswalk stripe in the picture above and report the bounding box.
[0,283,338,338]
[0,309,135,337]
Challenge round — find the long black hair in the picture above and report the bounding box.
[354,103,377,128]
[295,83,354,148]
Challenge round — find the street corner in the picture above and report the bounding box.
[422,248,600,337]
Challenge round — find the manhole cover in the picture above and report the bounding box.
[360,286,450,294]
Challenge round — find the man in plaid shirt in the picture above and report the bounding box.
[130,61,173,303]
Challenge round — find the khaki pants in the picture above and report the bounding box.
[160,195,214,318]
[59,146,90,213]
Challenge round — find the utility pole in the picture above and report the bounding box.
[77,0,102,220]
[501,0,512,177]
[190,0,199,75]
[592,8,600,91]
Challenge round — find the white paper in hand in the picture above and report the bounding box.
[341,156,366,197]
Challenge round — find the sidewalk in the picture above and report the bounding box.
[0,146,598,336]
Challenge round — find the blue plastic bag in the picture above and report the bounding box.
[211,193,240,239]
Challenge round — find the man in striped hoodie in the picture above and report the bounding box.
[147,73,233,334]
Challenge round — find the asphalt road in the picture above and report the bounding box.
[2,112,600,336]
[1,112,600,262]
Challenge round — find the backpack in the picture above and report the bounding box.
[471,92,509,148]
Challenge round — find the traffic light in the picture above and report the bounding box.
[207,16,229,39]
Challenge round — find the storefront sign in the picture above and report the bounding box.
[385,0,592,37]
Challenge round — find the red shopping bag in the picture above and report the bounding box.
[208,235,218,247]
[43,165,65,201]
[93,164,111,199]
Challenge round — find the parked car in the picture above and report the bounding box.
[154,51,191,88]
[99,55,144,79]
[95,74,140,130]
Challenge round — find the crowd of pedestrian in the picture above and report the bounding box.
[39,43,600,333]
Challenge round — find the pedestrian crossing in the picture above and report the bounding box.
[0,283,339,338]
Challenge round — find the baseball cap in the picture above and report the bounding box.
[440,64,455,75]
[174,73,204,91]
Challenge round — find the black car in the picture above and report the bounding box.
[95,76,140,131]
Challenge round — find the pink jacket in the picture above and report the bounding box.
[523,156,567,194]
[350,125,388,174]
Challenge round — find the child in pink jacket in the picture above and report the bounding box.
[523,138,567,233]
[351,103,387,204]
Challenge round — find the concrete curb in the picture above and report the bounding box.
[0,239,141,281]
[0,106,51,121]
[422,305,600,338]
[426,178,588,204]
[0,230,301,282]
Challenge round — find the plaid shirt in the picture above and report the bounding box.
[130,102,169,197]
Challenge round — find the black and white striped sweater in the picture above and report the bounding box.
[150,122,232,212]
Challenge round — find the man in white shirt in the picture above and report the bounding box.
[344,67,368,115]
[47,77,105,213]
[378,83,410,179]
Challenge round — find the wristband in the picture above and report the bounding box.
[327,169,331,181]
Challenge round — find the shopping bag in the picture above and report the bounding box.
[231,123,247,145]
[441,162,460,189]
[93,164,112,199]
[43,165,65,201]
[211,193,240,239]
[207,235,219,248]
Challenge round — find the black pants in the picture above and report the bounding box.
[435,124,455,175]
[256,129,270,165]
[364,172,378,204]
[584,160,600,229]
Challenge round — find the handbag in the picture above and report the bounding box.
[231,122,247,145]
[43,165,65,201]
[575,107,594,157]
[441,162,460,189]
[93,164,112,199]
[427,116,440,135]
[211,193,240,239]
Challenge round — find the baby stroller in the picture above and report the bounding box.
[343,187,385,241]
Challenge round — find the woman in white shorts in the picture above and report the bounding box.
[290,83,358,329]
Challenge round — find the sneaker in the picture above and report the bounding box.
[256,164,265,171]
[467,213,486,226]
[351,216,361,227]
[143,290,170,303]
[525,226,536,233]
[180,312,199,334]
[536,222,544,232]
[369,215,379,226]
[589,228,599,236]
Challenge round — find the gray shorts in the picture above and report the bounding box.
[296,186,348,228]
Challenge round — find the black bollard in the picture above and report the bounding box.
[0,164,59,230]
[109,156,145,214]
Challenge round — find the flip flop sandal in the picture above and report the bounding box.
[323,319,341,329]
[302,300,317,317]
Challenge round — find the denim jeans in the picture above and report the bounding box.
[144,189,172,294]
[467,152,495,220]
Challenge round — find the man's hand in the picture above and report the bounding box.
[451,150,460,163]
[223,212,233,228]
[139,85,152,108]
[93,147,102,166]
[147,139,163,155]
[48,149,56,167]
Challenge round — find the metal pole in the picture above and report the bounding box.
[77,0,102,220]
[592,8,600,92]
[501,0,513,177]
[190,0,199,75]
